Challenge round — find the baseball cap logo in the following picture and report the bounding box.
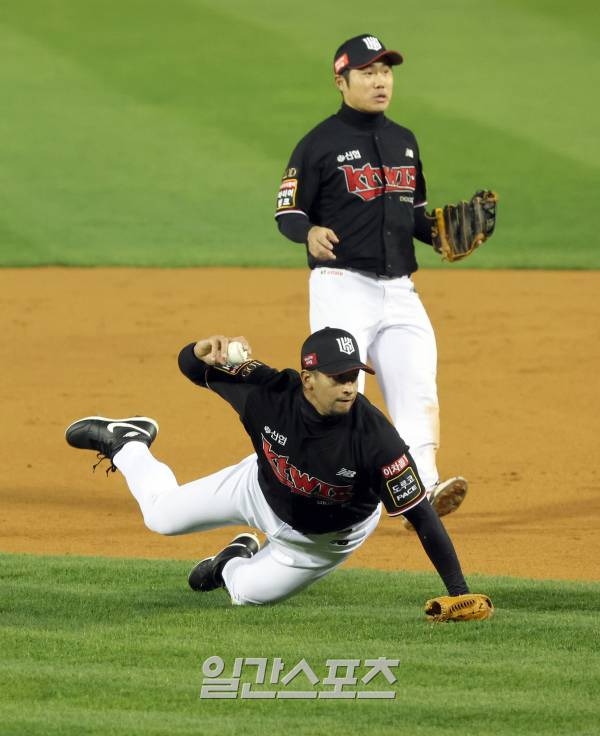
[336,337,355,355]
[362,36,382,51]
[301,328,375,375]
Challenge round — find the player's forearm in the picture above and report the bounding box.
[403,501,468,595]
[178,342,252,416]
[276,213,313,243]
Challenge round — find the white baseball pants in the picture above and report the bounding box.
[113,442,381,605]
[309,267,440,492]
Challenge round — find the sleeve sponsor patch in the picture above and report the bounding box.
[213,359,262,378]
[276,178,298,210]
[381,454,409,478]
[385,466,424,513]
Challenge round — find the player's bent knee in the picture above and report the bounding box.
[222,558,281,605]
[227,588,282,606]
[141,512,182,536]
[225,576,297,606]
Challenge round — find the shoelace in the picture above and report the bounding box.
[92,453,117,475]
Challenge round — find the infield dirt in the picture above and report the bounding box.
[1,268,598,581]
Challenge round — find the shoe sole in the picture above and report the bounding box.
[431,477,468,517]
[65,415,159,448]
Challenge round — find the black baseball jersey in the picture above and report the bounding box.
[178,344,426,534]
[275,103,431,277]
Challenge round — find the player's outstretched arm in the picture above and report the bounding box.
[402,500,469,596]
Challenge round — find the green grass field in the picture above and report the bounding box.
[1,553,598,735]
[0,0,597,268]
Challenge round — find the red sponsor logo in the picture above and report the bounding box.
[262,436,352,503]
[381,454,409,478]
[339,163,416,202]
[334,53,349,73]
[302,352,317,368]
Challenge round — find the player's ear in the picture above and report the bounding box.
[300,369,315,390]
[335,74,347,92]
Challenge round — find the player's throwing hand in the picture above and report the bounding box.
[193,336,252,366]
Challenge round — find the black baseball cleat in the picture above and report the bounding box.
[65,416,159,472]
[188,533,260,592]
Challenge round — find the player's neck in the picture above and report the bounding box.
[338,103,385,130]
[300,390,347,426]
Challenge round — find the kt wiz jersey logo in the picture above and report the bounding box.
[262,436,353,503]
[338,163,416,202]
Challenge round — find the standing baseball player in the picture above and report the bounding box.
[275,34,497,528]
[65,328,493,621]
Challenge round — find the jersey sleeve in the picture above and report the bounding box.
[378,449,428,516]
[413,203,433,245]
[178,343,278,417]
[358,396,426,516]
[275,134,321,236]
[368,417,427,515]
[412,141,433,244]
[414,154,427,209]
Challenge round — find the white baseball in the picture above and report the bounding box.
[227,341,248,365]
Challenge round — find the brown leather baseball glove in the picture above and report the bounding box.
[429,190,498,262]
[425,593,494,622]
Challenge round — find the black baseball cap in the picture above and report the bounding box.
[333,34,403,75]
[301,327,375,375]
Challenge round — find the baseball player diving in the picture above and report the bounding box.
[66,328,493,621]
[275,34,498,529]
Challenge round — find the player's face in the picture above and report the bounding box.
[336,62,394,113]
[302,369,360,416]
